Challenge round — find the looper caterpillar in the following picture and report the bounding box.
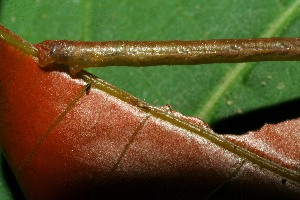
[36,38,300,75]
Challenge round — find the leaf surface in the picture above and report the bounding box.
[0,28,299,199]
[0,0,300,199]
[1,0,299,123]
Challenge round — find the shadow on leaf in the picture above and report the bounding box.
[0,155,25,200]
[211,97,300,135]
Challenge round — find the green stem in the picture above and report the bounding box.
[0,24,38,57]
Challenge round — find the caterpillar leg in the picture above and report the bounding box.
[69,65,85,75]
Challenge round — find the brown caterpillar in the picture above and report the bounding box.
[36,38,300,75]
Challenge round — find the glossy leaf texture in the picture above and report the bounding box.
[1,26,300,199]
[1,0,300,199]
[1,0,300,127]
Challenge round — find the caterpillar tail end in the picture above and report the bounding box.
[35,41,55,68]
[69,65,85,75]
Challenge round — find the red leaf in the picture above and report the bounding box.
[0,25,299,199]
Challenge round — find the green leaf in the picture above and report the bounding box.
[1,0,300,199]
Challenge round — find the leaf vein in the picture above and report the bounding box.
[194,0,300,120]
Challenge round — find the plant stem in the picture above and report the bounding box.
[0,24,38,57]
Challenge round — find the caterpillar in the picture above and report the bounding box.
[36,38,300,75]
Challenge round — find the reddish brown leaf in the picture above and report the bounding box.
[0,25,299,199]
